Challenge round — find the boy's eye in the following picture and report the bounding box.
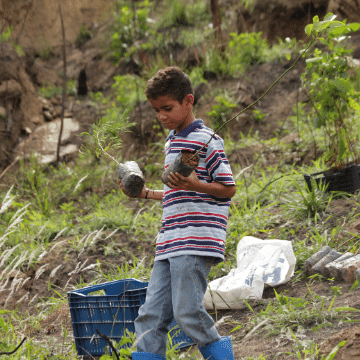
[164,108,172,112]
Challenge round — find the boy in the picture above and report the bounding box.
[119,67,236,360]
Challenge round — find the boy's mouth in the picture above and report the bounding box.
[163,122,172,128]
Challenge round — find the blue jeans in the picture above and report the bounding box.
[134,255,221,357]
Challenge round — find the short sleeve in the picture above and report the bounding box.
[205,136,235,185]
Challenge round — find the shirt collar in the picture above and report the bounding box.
[168,119,203,139]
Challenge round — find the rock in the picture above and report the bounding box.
[22,126,32,135]
[43,110,53,121]
[0,79,22,98]
[31,116,43,124]
[0,106,6,118]
[14,118,81,164]
[39,97,54,112]
[53,106,63,118]
[51,96,62,106]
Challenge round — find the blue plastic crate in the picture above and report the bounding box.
[67,279,195,357]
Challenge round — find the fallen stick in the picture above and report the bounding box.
[241,319,269,343]
[0,337,26,355]
[96,329,120,360]
[0,156,19,181]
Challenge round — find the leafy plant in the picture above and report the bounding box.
[251,109,267,123]
[207,92,237,128]
[0,26,24,56]
[227,32,269,75]
[110,74,147,112]
[159,0,190,28]
[38,80,78,99]
[110,0,151,61]
[287,338,346,360]
[76,23,92,47]
[302,13,360,168]
[281,176,333,221]
[38,37,52,59]
[80,107,135,165]
[0,26,12,42]
[203,43,229,76]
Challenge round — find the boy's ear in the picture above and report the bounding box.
[185,94,194,107]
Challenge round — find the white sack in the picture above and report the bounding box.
[203,236,296,310]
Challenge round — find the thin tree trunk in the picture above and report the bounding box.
[57,0,67,163]
[210,0,224,52]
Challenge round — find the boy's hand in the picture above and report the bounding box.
[167,171,236,198]
[167,171,200,191]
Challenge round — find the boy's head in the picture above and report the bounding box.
[145,66,193,104]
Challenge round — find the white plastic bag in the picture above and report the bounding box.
[203,236,296,310]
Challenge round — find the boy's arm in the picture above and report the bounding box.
[167,171,236,198]
[118,180,164,201]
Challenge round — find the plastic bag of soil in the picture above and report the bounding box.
[117,161,145,198]
[161,150,200,185]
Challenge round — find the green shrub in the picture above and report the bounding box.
[110,0,151,61]
[302,14,360,167]
[76,23,92,47]
[227,32,269,74]
[207,92,237,129]
[38,80,79,99]
[203,44,229,76]
[0,26,24,56]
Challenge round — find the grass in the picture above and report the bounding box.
[2,131,360,359]
[1,102,360,360]
[38,79,77,99]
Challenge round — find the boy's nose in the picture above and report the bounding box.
[159,112,167,121]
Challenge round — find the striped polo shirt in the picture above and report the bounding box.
[155,119,235,263]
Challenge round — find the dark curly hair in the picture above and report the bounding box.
[145,67,193,104]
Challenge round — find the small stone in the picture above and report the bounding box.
[43,110,53,121]
[23,126,32,134]
[51,96,62,106]
[39,97,53,111]
[53,106,62,117]
[31,116,43,124]
[0,106,6,118]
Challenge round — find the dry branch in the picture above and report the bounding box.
[56,0,67,163]
[0,337,26,355]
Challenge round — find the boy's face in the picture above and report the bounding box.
[149,94,195,133]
